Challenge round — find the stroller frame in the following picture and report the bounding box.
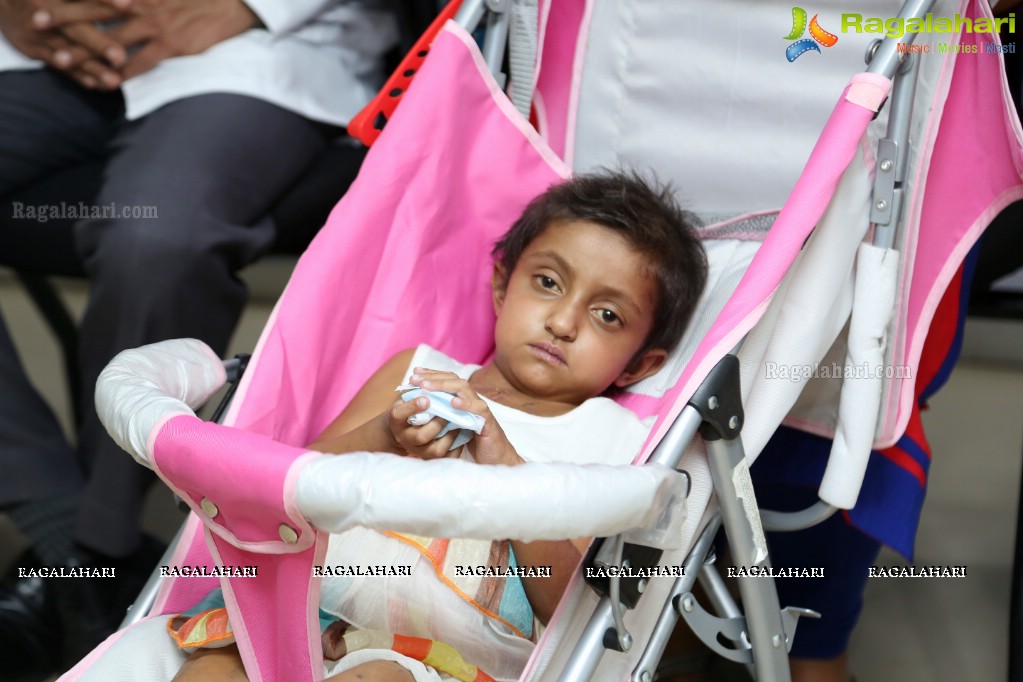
[116,5,930,674]
[86,0,1012,680]
[559,1,934,680]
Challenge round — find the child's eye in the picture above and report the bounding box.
[596,308,621,326]
[536,275,560,292]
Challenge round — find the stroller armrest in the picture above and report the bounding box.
[96,338,689,545]
[96,338,227,467]
[295,453,688,543]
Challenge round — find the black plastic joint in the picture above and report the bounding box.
[225,353,252,384]
[602,627,627,652]
[582,540,664,609]
[687,354,744,441]
[210,353,252,424]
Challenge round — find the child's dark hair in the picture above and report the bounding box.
[492,169,708,354]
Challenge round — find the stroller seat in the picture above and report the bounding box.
[62,0,1023,679]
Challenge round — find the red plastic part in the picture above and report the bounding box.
[348,0,465,146]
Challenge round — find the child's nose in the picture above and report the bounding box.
[544,303,578,340]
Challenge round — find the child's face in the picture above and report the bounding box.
[490,220,667,406]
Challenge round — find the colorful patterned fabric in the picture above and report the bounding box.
[385,533,533,639]
[167,588,236,651]
[322,621,496,682]
[169,588,497,681]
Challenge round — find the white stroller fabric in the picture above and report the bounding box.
[570,0,905,216]
[819,243,900,508]
[298,455,687,543]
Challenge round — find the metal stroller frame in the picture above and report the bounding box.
[110,1,943,680]
[539,1,934,680]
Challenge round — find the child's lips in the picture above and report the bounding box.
[529,342,566,366]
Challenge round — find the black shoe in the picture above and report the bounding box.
[0,550,61,682]
[54,534,167,670]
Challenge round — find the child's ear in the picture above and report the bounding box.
[490,262,508,313]
[614,348,668,388]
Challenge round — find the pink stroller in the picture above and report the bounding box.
[60,0,1022,679]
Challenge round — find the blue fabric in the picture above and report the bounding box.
[847,439,929,560]
[180,587,228,618]
[753,424,926,561]
[921,243,980,402]
[754,480,882,659]
[499,549,534,638]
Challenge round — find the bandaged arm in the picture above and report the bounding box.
[308,348,587,623]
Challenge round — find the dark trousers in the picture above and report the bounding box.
[0,69,339,556]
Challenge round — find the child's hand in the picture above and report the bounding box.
[407,368,524,466]
[386,390,463,459]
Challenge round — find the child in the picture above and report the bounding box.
[169,170,707,682]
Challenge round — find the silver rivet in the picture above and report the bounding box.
[200,498,219,518]
[876,199,888,211]
[772,634,783,648]
[278,523,299,544]
[620,632,633,651]
[708,395,719,410]
[682,596,694,612]
[728,416,739,430]
[880,159,893,172]
[637,579,648,594]
[640,672,653,682]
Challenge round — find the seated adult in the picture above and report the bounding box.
[0,1,399,678]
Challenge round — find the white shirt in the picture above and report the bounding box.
[317,345,655,680]
[0,0,399,125]
[406,344,656,466]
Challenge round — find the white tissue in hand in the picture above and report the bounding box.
[397,386,485,450]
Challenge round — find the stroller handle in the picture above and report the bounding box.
[96,338,227,468]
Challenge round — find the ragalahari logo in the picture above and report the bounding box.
[785,7,839,61]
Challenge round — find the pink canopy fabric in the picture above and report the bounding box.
[532,0,588,165]
[221,30,570,449]
[881,0,1023,446]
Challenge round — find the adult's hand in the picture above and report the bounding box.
[98,0,261,81]
[0,0,130,89]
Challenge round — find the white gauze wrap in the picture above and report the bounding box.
[95,338,227,467]
[296,454,687,543]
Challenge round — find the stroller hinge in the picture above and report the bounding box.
[583,539,664,609]
[677,589,820,664]
[870,51,921,247]
[687,354,744,441]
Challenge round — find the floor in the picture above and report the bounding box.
[1,269,1021,681]
[850,333,1023,682]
